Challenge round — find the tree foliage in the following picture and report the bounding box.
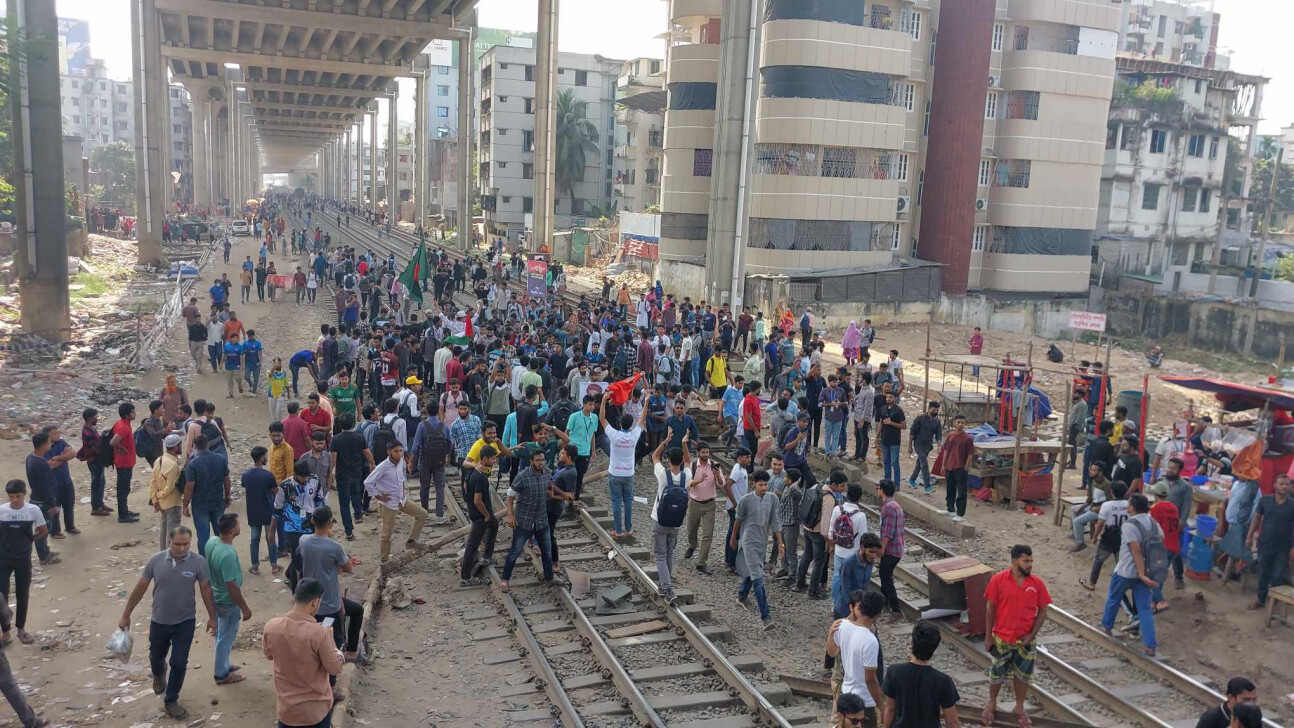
[554,89,599,212]
[1112,80,1180,113]
[90,142,137,210]
[1249,156,1294,231]
[1276,254,1294,283]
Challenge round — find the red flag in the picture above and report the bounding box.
[465,314,473,339]
[606,372,643,406]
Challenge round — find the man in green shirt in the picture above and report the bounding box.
[514,423,570,470]
[206,513,251,686]
[330,370,361,420]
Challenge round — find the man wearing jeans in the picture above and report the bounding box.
[935,415,975,521]
[1100,494,1160,657]
[181,435,230,557]
[907,401,941,492]
[601,396,645,538]
[118,526,218,721]
[500,450,556,591]
[878,393,905,485]
[205,514,251,686]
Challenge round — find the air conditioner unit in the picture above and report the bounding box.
[897,196,911,215]
[987,74,1001,88]
[976,198,989,212]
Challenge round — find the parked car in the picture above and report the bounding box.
[231,220,250,236]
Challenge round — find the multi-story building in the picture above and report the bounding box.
[478,45,621,243]
[1095,56,1267,295]
[614,57,665,214]
[659,0,1120,305]
[60,59,135,155]
[1280,124,1294,166]
[424,45,461,218]
[57,17,92,76]
[1115,0,1222,69]
[169,85,194,207]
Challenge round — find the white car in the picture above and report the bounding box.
[231,220,250,236]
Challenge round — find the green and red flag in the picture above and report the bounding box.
[398,236,427,305]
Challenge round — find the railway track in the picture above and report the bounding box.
[310,208,1284,728]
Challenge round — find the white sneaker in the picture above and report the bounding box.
[951,515,965,522]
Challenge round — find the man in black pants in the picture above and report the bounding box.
[461,445,500,586]
[1,479,50,647]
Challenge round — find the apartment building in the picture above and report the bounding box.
[659,0,1119,305]
[478,45,622,243]
[60,60,135,155]
[614,57,666,213]
[1116,0,1222,69]
[1095,56,1267,295]
[423,48,461,217]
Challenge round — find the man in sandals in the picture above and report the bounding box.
[983,544,1052,728]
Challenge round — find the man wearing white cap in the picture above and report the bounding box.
[149,434,186,551]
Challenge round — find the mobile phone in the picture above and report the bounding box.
[321,617,335,629]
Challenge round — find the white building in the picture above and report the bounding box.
[613,57,664,214]
[60,59,134,155]
[1095,56,1267,296]
[477,45,622,243]
[1116,0,1225,69]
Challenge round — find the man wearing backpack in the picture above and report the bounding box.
[651,435,692,604]
[795,469,842,599]
[1101,493,1162,657]
[410,408,452,523]
[829,482,868,617]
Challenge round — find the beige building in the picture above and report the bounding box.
[614,57,665,213]
[659,0,1121,305]
[1116,0,1224,69]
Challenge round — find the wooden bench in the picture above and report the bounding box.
[1266,584,1294,628]
[1055,495,1088,528]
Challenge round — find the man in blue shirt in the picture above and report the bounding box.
[242,331,263,395]
[763,333,781,390]
[665,398,699,450]
[209,281,227,309]
[223,338,244,397]
[721,376,745,449]
[288,349,317,397]
[780,412,815,487]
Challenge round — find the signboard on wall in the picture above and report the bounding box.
[624,237,659,261]
[526,259,548,297]
[1068,311,1107,332]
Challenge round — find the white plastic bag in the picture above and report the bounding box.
[106,628,134,663]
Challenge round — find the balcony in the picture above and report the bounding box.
[668,43,720,85]
[1007,0,1121,32]
[670,0,721,23]
[1001,50,1114,100]
[761,18,911,77]
[750,175,901,222]
[615,145,631,159]
[757,98,906,150]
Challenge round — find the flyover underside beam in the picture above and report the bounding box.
[163,45,411,78]
[239,80,379,96]
[252,103,364,116]
[154,0,464,41]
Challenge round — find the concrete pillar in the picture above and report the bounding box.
[387,90,398,219]
[187,88,211,212]
[457,26,474,250]
[8,0,70,340]
[703,0,758,307]
[354,123,363,206]
[227,82,238,210]
[532,0,558,252]
[415,63,428,228]
[369,110,378,217]
[130,0,166,264]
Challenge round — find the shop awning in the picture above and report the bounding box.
[1160,375,1294,412]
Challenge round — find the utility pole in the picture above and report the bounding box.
[1249,147,1282,299]
[532,0,558,253]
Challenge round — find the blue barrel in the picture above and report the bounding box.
[1195,514,1218,540]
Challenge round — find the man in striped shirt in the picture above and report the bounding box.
[877,478,905,615]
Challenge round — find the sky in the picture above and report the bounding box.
[51,0,1293,136]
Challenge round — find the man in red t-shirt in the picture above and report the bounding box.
[281,401,313,460]
[379,346,399,397]
[983,544,1052,726]
[740,382,762,454]
[300,393,333,443]
[107,402,141,523]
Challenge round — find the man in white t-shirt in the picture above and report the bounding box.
[827,589,884,719]
[650,435,692,603]
[724,449,752,572]
[601,396,645,538]
[1080,480,1129,591]
[1,479,49,645]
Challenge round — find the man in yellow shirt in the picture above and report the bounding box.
[267,422,295,484]
[463,421,513,471]
[706,349,732,400]
[148,434,185,551]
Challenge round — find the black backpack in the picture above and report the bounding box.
[799,484,825,529]
[372,415,399,459]
[1047,344,1064,363]
[547,400,577,431]
[656,468,689,528]
[1132,517,1170,585]
[94,428,116,468]
[420,421,452,468]
[201,419,226,455]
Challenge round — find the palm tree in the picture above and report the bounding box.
[554,88,600,216]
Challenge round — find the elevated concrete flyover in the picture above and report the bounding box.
[128,0,479,263]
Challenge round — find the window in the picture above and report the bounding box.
[438,65,449,75]
[891,225,902,250]
[895,82,915,112]
[693,148,713,176]
[575,70,588,86]
[1157,15,1166,37]
[924,101,930,136]
[984,91,998,119]
[1106,124,1119,150]
[917,171,924,206]
[972,225,987,251]
[992,23,1004,52]
[979,160,993,186]
[1187,134,1205,157]
[994,160,1031,188]
[1014,26,1029,51]
[1005,91,1039,120]
[524,65,534,81]
[1181,187,1198,211]
[1149,129,1167,153]
[523,130,534,151]
[1208,136,1219,159]
[523,197,533,213]
[71,97,79,107]
[502,196,511,203]
[499,63,508,70]
[571,198,585,216]
[1194,79,1204,94]
[895,153,909,181]
[900,9,921,40]
[1199,188,1211,213]
[523,97,534,114]
[822,147,857,178]
[1142,183,1161,210]
[496,161,507,169]
[436,106,449,117]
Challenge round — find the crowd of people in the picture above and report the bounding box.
[0,190,1280,728]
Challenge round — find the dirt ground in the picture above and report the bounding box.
[3,226,1291,728]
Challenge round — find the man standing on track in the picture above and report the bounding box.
[983,544,1052,727]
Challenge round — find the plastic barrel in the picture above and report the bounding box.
[1186,535,1213,580]
[1195,514,1218,540]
